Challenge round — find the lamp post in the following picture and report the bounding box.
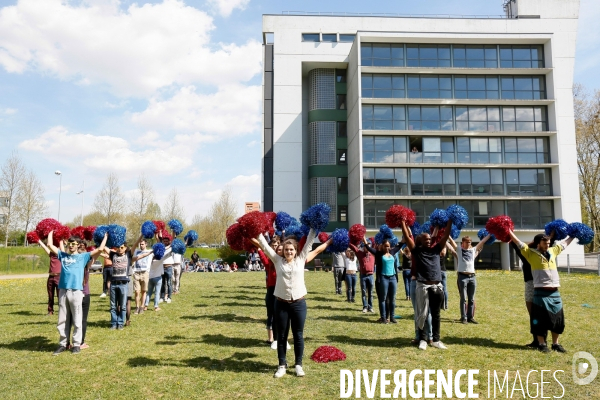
[55,171,62,222]
[76,179,85,226]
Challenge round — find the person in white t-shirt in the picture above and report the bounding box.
[343,248,358,303]
[446,235,490,324]
[132,239,154,314]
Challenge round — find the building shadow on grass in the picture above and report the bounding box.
[0,335,54,352]
[312,305,347,311]
[194,304,208,308]
[238,285,263,290]
[127,352,272,373]
[181,313,263,324]
[316,315,381,324]
[18,320,53,326]
[155,334,265,348]
[86,320,113,328]
[8,310,36,316]
[220,302,263,308]
[309,296,334,302]
[442,336,524,350]
[326,335,412,348]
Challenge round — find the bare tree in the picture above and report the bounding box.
[130,174,155,225]
[0,152,26,246]
[15,169,47,243]
[93,173,126,224]
[163,188,185,222]
[574,84,600,252]
[208,187,238,245]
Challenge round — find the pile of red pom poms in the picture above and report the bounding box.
[485,215,514,243]
[385,205,416,228]
[311,346,347,363]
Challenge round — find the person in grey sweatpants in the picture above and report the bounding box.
[332,251,345,295]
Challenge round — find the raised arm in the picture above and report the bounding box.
[508,230,523,246]
[131,234,143,253]
[446,242,457,258]
[46,231,59,255]
[401,221,415,250]
[447,236,458,250]
[306,238,333,263]
[298,228,317,260]
[90,233,108,258]
[363,236,377,255]
[474,234,491,253]
[38,239,52,256]
[132,250,153,262]
[348,243,361,255]
[436,220,453,250]
[256,234,277,261]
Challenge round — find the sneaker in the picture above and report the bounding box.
[468,319,479,324]
[53,346,67,356]
[71,346,81,354]
[367,308,374,313]
[418,340,427,350]
[139,308,144,314]
[154,307,161,311]
[135,307,140,315]
[117,325,124,330]
[159,298,164,303]
[362,307,367,313]
[295,365,305,377]
[166,298,172,304]
[431,341,447,350]
[273,365,287,378]
[461,318,468,324]
[389,318,398,324]
[99,293,106,298]
[109,325,117,330]
[552,344,567,353]
[80,343,89,350]
[271,340,278,350]
[526,339,538,348]
[538,343,551,353]
[377,318,387,324]
[286,341,291,350]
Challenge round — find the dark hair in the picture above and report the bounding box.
[531,234,550,248]
[462,236,472,242]
[415,233,430,248]
[67,237,82,244]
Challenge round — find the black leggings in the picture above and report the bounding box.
[265,286,276,334]
[418,286,443,342]
[274,298,306,367]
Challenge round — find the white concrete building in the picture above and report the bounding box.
[261,0,583,268]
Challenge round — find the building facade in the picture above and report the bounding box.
[262,0,583,268]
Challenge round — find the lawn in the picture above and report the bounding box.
[0,271,598,399]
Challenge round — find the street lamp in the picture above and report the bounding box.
[55,171,62,221]
[76,179,85,226]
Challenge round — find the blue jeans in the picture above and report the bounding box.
[145,276,162,308]
[110,282,128,327]
[410,279,432,340]
[457,274,477,320]
[161,266,173,300]
[402,269,411,298]
[441,271,448,310]
[274,298,307,367]
[345,274,356,301]
[379,275,397,320]
[360,274,374,309]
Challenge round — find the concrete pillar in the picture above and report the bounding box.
[500,242,511,271]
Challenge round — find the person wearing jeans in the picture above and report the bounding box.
[401,249,411,301]
[349,243,375,313]
[145,245,172,311]
[364,238,401,324]
[344,249,358,303]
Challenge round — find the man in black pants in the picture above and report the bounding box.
[332,252,345,295]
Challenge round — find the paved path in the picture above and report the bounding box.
[0,274,47,280]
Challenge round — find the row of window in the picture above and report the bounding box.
[361,44,544,68]
[302,33,356,43]
[362,136,550,164]
[361,74,546,100]
[363,199,553,229]
[362,105,548,132]
[363,168,551,197]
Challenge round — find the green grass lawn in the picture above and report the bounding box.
[0,271,599,399]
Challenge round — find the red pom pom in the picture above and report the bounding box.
[35,218,62,239]
[310,346,346,363]
[53,225,72,246]
[159,229,172,241]
[86,246,96,252]
[242,237,256,252]
[83,226,96,241]
[226,224,245,251]
[348,224,366,245]
[318,232,330,243]
[268,226,275,237]
[485,215,514,243]
[298,235,307,253]
[264,211,277,226]
[71,226,86,239]
[26,231,40,244]
[237,211,269,238]
[367,237,375,246]
[385,205,416,228]
[153,220,166,232]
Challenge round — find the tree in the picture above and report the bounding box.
[15,169,47,243]
[163,188,185,222]
[93,173,126,224]
[574,84,600,252]
[208,187,238,245]
[0,152,26,246]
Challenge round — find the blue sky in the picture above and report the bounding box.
[0,0,598,224]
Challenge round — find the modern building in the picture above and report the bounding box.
[244,202,261,214]
[261,0,583,268]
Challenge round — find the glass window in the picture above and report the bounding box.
[395,169,408,195]
[361,43,404,67]
[501,76,546,100]
[338,149,347,165]
[337,177,348,193]
[322,34,337,42]
[337,95,346,110]
[423,169,443,195]
[336,70,347,83]
[339,34,355,42]
[339,206,348,222]
[499,45,544,68]
[407,75,451,99]
[302,33,320,42]
[337,122,347,137]
[411,169,423,195]
[363,168,375,195]
[406,44,450,67]
[454,45,498,68]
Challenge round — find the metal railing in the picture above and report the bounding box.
[0,253,51,274]
[280,11,508,19]
[556,253,600,276]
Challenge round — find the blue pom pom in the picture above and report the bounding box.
[275,212,293,231]
[410,221,421,236]
[374,232,384,245]
[93,225,109,246]
[172,238,186,255]
[420,221,432,235]
[545,219,569,241]
[106,224,126,248]
[300,224,311,238]
[284,219,303,238]
[477,228,496,245]
[274,230,283,238]
[141,221,157,239]
[446,205,469,230]
[379,224,394,239]
[450,224,461,240]
[328,228,350,253]
[388,236,399,247]
[430,209,449,227]
[567,222,595,245]
[168,219,184,236]
[152,243,165,259]
[184,230,198,246]
[300,203,331,231]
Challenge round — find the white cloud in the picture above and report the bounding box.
[18,126,205,175]
[131,84,261,136]
[0,0,262,97]
[2,108,17,114]
[246,140,258,147]
[207,0,250,17]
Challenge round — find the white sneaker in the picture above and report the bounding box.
[418,340,427,350]
[99,293,106,298]
[431,341,447,350]
[159,298,164,303]
[286,341,291,350]
[166,298,172,304]
[294,365,305,377]
[270,340,278,350]
[273,365,286,378]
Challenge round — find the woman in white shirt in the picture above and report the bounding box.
[255,229,331,378]
[344,249,358,303]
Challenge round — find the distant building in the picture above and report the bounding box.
[245,202,261,214]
